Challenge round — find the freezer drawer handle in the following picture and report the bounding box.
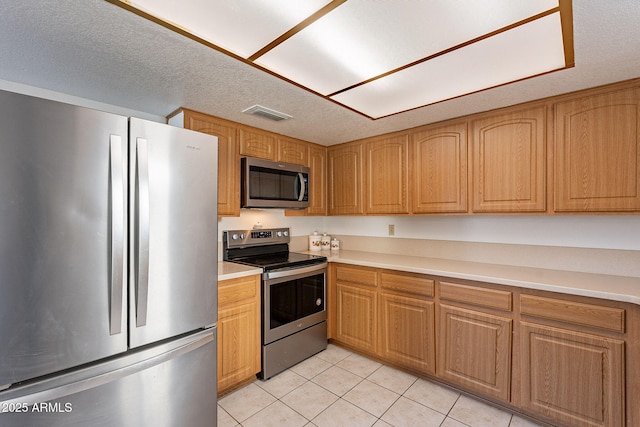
[109,135,125,335]
[135,138,150,327]
[0,331,214,407]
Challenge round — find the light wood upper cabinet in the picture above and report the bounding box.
[554,86,640,212]
[411,122,468,213]
[239,127,276,160]
[471,106,546,212]
[178,109,240,217]
[364,134,410,214]
[277,137,308,165]
[307,144,327,215]
[328,142,364,215]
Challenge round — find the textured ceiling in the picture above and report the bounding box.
[0,0,639,145]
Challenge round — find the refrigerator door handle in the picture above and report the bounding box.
[109,135,125,335]
[135,138,150,327]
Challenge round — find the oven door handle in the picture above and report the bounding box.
[263,262,327,281]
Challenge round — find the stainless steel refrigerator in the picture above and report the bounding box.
[0,90,218,426]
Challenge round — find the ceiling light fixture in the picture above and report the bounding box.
[110,0,573,120]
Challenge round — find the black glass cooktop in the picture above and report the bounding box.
[231,251,326,271]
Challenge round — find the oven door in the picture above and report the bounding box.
[263,263,327,344]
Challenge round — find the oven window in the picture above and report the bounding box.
[269,273,324,329]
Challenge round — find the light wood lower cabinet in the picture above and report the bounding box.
[217,275,260,396]
[519,293,627,427]
[379,271,436,373]
[379,292,435,373]
[520,322,624,427]
[438,304,512,401]
[335,282,378,354]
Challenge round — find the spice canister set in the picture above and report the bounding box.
[308,231,339,252]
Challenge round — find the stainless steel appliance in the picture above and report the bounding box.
[241,157,309,209]
[223,228,327,379]
[0,90,218,426]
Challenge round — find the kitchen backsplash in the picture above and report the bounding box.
[219,210,640,277]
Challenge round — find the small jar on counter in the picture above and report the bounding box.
[321,233,331,251]
[309,231,322,251]
[330,238,340,251]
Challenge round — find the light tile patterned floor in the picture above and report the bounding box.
[218,344,543,427]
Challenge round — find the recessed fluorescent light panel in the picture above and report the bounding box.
[113,0,573,120]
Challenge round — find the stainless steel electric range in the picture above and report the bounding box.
[223,228,327,379]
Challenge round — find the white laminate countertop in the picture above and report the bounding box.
[315,250,640,305]
[218,262,262,281]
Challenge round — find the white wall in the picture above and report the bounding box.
[220,211,640,251]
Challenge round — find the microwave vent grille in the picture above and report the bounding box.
[242,105,292,121]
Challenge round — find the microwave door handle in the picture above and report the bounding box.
[135,138,150,327]
[297,172,306,202]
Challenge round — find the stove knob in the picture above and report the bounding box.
[276,231,283,237]
[231,233,239,240]
[283,230,289,237]
[240,233,246,240]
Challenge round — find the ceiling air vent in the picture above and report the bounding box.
[242,105,292,121]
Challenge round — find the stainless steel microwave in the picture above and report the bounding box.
[241,157,309,209]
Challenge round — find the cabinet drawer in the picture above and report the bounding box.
[335,265,378,288]
[218,276,259,307]
[381,271,434,297]
[439,281,512,312]
[520,294,625,333]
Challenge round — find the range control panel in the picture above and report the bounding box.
[223,228,290,249]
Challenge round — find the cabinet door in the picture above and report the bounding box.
[336,283,377,354]
[184,111,239,216]
[277,137,308,165]
[411,122,468,213]
[471,106,546,212]
[217,275,260,395]
[218,301,260,394]
[555,86,640,211]
[438,304,512,401]
[328,143,364,215]
[520,322,624,427]
[307,145,327,215]
[239,127,276,160]
[379,293,435,373]
[365,135,410,214]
